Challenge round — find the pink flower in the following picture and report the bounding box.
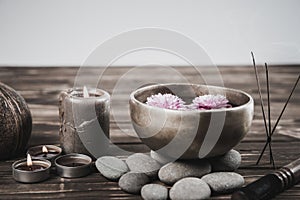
[146,93,186,110]
[190,94,232,110]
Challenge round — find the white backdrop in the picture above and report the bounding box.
[0,0,300,66]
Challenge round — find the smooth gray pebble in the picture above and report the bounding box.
[126,153,161,178]
[158,159,211,185]
[96,156,129,181]
[202,172,245,193]
[118,172,150,194]
[141,184,168,200]
[150,150,174,165]
[169,177,211,200]
[209,149,241,172]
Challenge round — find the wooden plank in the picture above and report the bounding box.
[0,66,299,199]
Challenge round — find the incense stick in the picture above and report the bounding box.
[256,141,269,166]
[251,51,300,168]
[251,52,270,139]
[265,63,271,138]
[257,74,299,168]
[265,63,275,167]
[251,52,273,166]
[270,75,300,136]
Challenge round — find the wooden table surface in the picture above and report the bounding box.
[0,66,299,199]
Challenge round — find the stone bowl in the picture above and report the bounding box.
[129,83,254,159]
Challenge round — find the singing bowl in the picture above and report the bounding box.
[129,83,254,159]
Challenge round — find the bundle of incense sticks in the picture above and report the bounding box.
[251,52,300,168]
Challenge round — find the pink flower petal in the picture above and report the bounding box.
[191,94,231,110]
[146,93,186,110]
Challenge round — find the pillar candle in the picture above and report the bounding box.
[59,87,110,158]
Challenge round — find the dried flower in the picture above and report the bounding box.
[146,93,232,111]
[146,93,186,110]
[190,94,232,110]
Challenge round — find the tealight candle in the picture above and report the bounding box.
[27,145,62,164]
[12,154,51,183]
[58,86,110,158]
[55,153,92,178]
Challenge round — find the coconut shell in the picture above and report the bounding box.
[0,82,32,160]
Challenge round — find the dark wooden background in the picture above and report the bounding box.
[0,66,299,199]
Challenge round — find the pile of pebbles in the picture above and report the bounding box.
[95,149,244,200]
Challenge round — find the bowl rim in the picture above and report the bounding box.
[62,87,110,100]
[130,83,254,113]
